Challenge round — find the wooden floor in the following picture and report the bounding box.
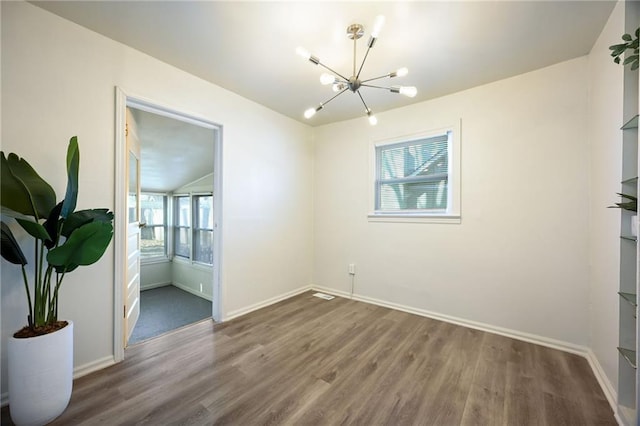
[2,292,615,425]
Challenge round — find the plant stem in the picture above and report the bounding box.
[52,270,66,321]
[21,265,34,329]
[33,239,43,327]
[44,265,55,324]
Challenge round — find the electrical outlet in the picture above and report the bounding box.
[348,264,356,275]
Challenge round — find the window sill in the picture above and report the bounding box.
[368,213,461,224]
[173,256,213,270]
[141,257,171,265]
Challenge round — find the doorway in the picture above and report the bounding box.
[114,88,223,360]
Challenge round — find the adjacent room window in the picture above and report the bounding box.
[172,193,214,265]
[140,193,167,259]
[193,195,214,265]
[371,126,460,223]
[174,195,191,258]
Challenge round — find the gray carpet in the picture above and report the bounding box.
[129,285,212,344]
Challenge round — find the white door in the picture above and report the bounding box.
[125,107,141,345]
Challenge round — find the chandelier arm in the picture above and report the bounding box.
[361,73,392,83]
[319,88,349,107]
[356,91,370,113]
[355,46,372,80]
[360,83,392,90]
[317,62,349,82]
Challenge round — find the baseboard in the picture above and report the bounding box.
[585,349,618,418]
[311,284,620,416]
[225,285,313,321]
[312,285,588,354]
[140,281,171,291]
[73,355,116,379]
[172,281,213,302]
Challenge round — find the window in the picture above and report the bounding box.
[172,193,214,265]
[140,193,167,259]
[193,195,213,264]
[174,195,190,258]
[371,124,460,223]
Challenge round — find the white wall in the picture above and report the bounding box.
[587,0,625,400]
[172,261,214,301]
[313,57,590,347]
[0,1,313,397]
[140,262,172,290]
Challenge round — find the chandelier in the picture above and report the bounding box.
[297,15,417,125]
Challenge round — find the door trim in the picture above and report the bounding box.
[114,87,224,362]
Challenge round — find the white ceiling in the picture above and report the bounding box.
[32,1,615,127]
[130,108,215,193]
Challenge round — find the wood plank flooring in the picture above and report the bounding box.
[1,291,616,425]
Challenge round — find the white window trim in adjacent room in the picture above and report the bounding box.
[192,192,214,267]
[368,120,461,224]
[140,192,169,263]
[173,193,191,259]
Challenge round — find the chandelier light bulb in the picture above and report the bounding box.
[304,108,317,119]
[368,113,378,126]
[371,15,386,38]
[399,86,417,98]
[396,67,408,77]
[320,73,336,85]
[332,83,346,92]
[296,47,311,60]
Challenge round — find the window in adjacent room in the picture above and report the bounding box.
[140,193,167,260]
[370,124,460,223]
[193,195,214,265]
[174,195,191,258]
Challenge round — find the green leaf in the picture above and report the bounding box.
[16,218,51,241]
[1,152,56,220]
[633,61,639,71]
[0,222,27,265]
[623,55,638,65]
[61,209,114,238]
[44,202,64,249]
[622,33,632,41]
[47,221,113,270]
[61,137,79,219]
[614,57,621,64]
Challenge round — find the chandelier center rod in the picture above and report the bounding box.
[347,23,364,77]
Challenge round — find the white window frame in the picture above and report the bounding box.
[368,121,461,224]
[173,193,191,259]
[171,192,214,266]
[140,192,169,263]
[192,193,214,266]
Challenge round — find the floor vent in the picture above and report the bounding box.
[312,292,335,300]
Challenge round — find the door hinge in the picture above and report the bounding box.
[125,122,129,137]
[124,305,126,318]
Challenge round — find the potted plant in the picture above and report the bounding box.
[1,137,114,426]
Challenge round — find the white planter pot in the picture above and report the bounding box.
[8,321,73,426]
